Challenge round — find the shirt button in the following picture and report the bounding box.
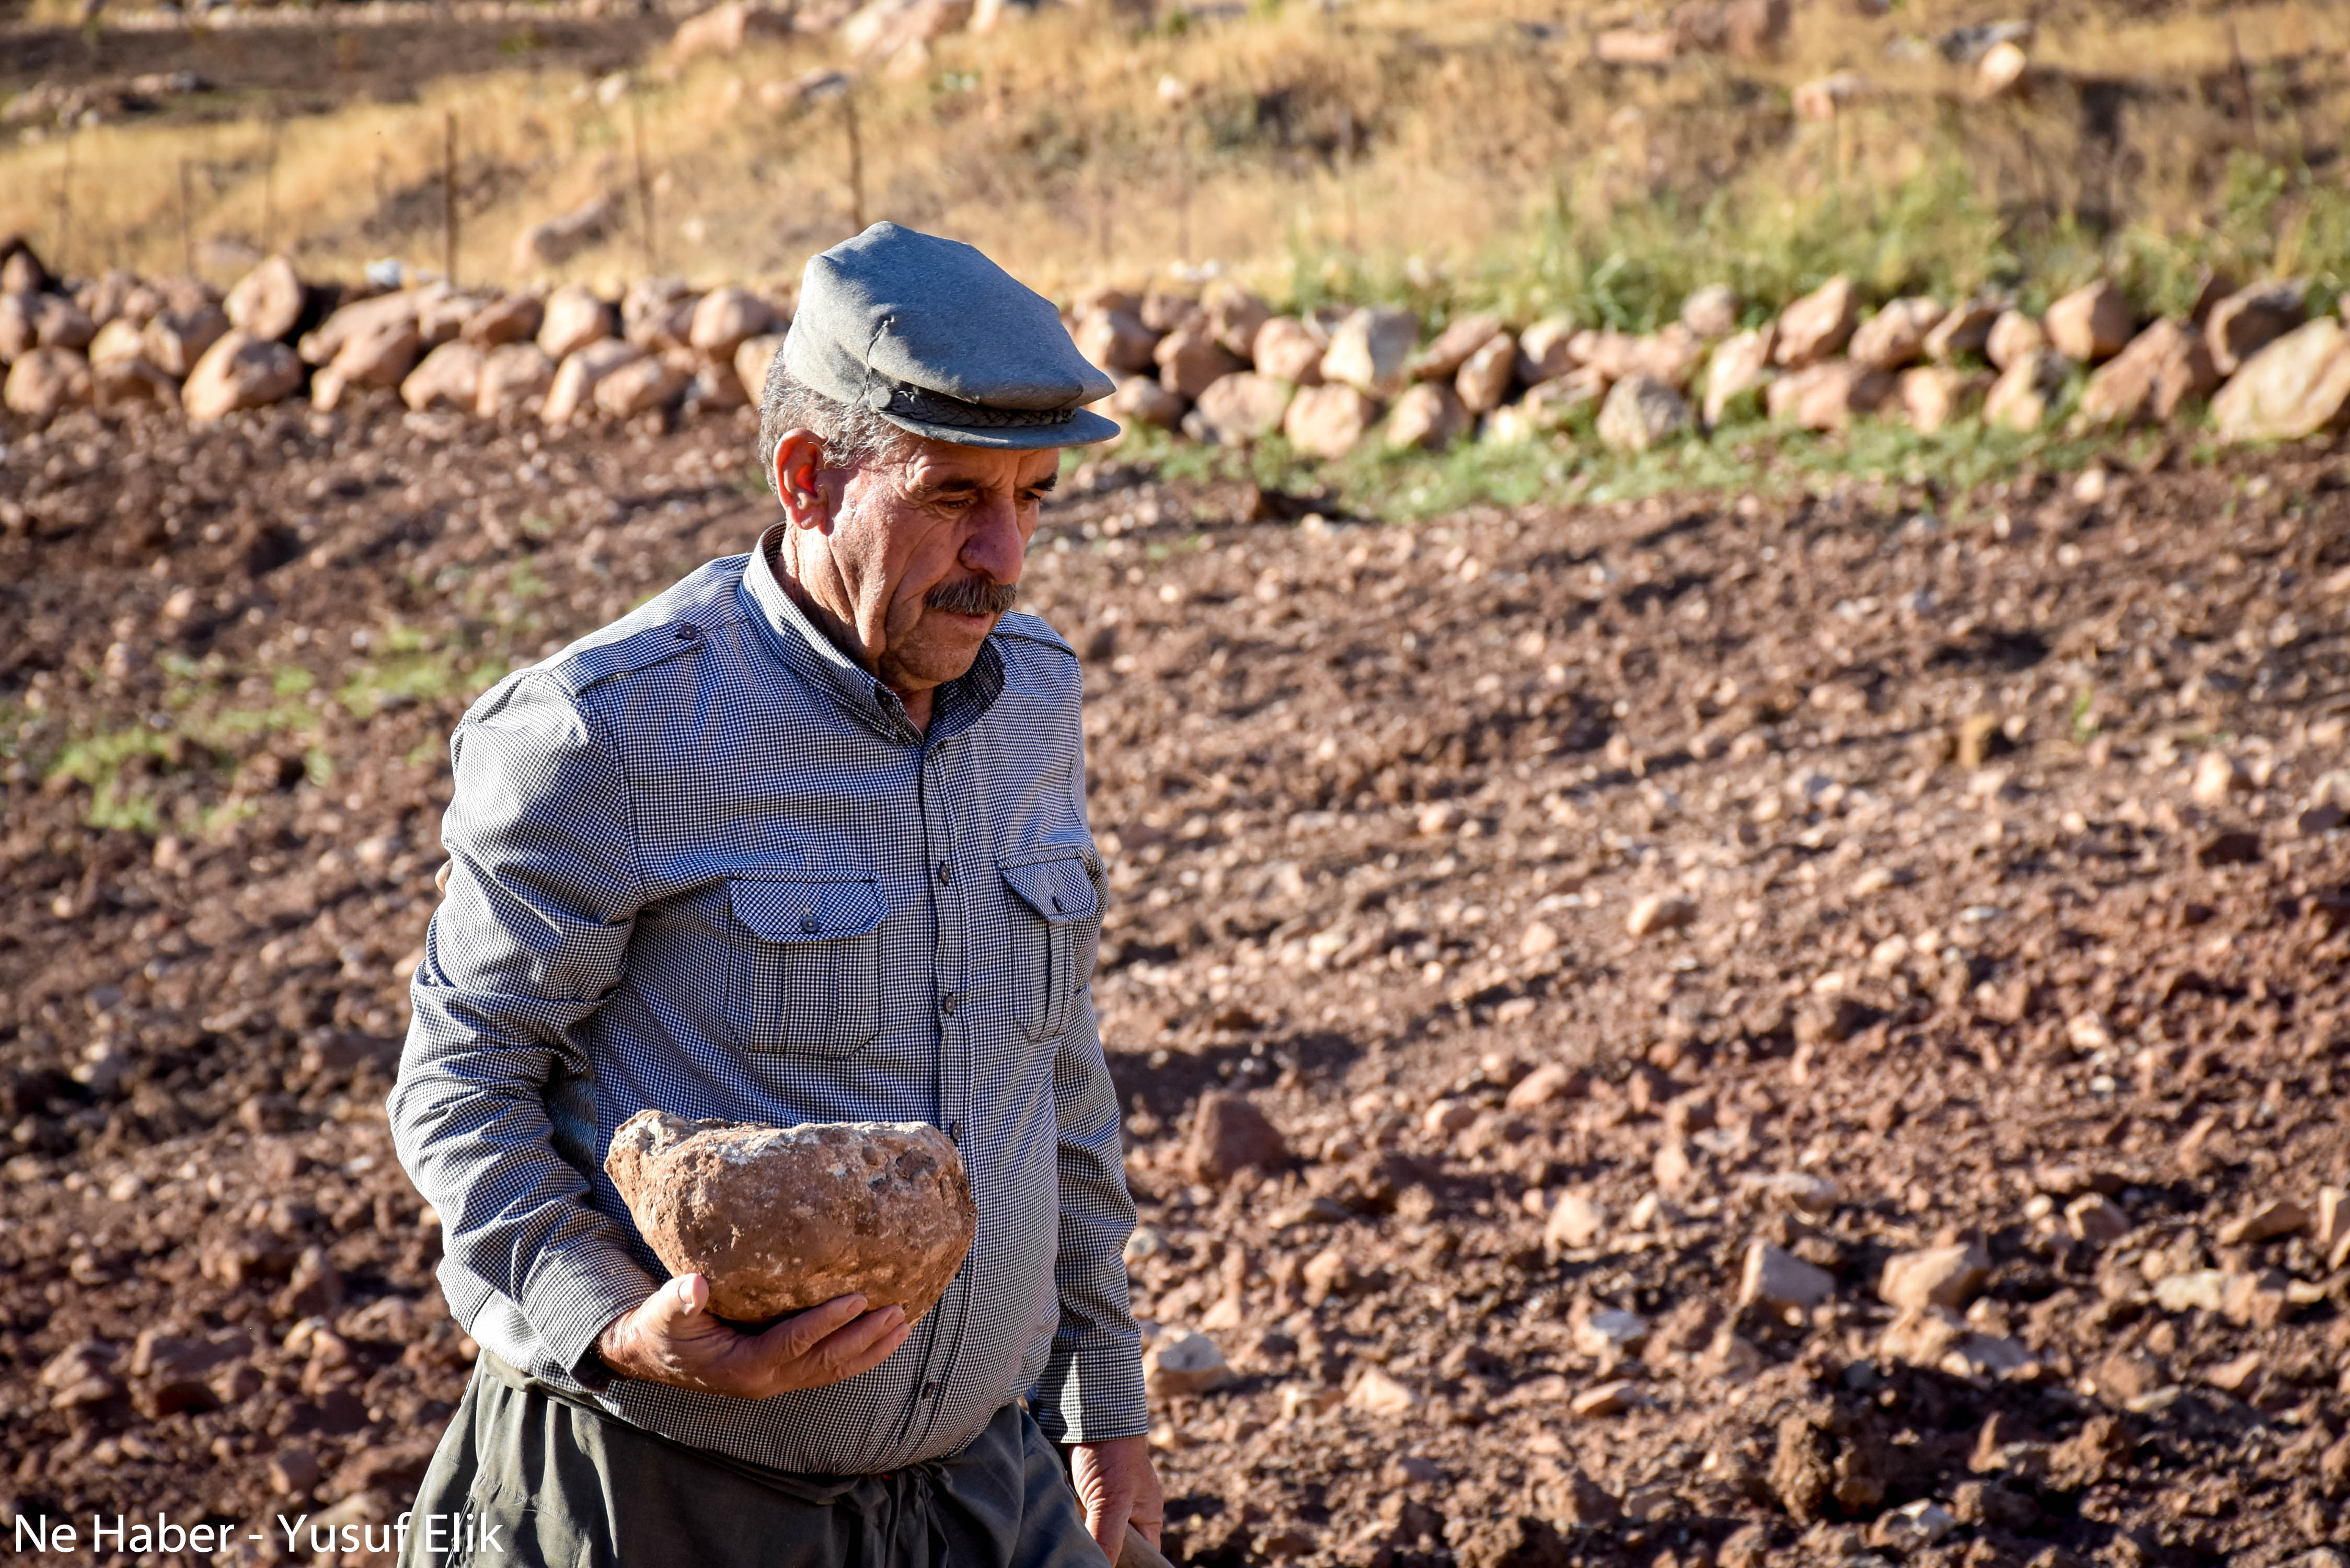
[1050,895,1063,912]
[937,861,954,886]
[921,1381,939,1399]
[946,1120,963,1144]
[938,993,958,1018]
[800,915,820,933]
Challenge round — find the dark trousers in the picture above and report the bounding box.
[401,1354,1109,1568]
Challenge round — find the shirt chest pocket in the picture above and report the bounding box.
[998,849,1102,1043]
[723,873,889,1056]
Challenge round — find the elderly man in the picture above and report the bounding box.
[390,223,1160,1568]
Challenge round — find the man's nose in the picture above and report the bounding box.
[959,492,1026,584]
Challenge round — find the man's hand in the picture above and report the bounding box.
[594,1274,911,1400]
[1069,1436,1164,1561]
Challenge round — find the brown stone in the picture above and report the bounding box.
[312,318,421,411]
[1848,296,1943,371]
[685,287,775,359]
[621,278,699,353]
[1531,1460,1621,1528]
[1075,309,1160,376]
[1925,297,2002,361]
[1771,275,1857,368]
[1283,382,1378,459]
[671,1,793,61]
[1409,313,1505,382]
[1984,310,2045,372]
[1570,324,1703,389]
[605,1110,975,1325]
[2044,280,2133,362]
[1155,319,1246,401]
[476,343,557,419]
[1596,374,1691,450]
[463,293,547,349]
[4,291,96,355]
[1385,381,1469,451]
[595,352,691,418]
[224,255,307,343]
[417,291,482,348]
[299,291,421,366]
[4,346,91,422]
[735,333,786,404]
[1320,307,1419,398]
[1187,1090,1289,1183]
[1105,374,1184,432]
[86,317,146,366]
[685,352,750,413]
[2080,318,2217,425]
[1250,316,1324,386]
[1514,317,1579,385]
[400,340,484,413]
[1766,360,1888,430]
[2217,1198,2310,1246]
[539,283,616,361]
[1137,289,1199,335]
[544,339,646,424]
[1984,349,2064,433]
[1200,282,1272,361]
[1739,1240,1833,1310]
[77,267,143,327]
[1523,368,1606,428]
[1454,332,1516,412]
[1186,371,1294,446]
[1879,1242,1990,1311]
[1898,365,1984,433]
[2206,281,2306,375]
[182,330,301,421]
[1505,1063,1588,1112]
[2211,319,2350,443]
[1702,325,1774,425]
[132,1328,251,1416]
[92,355,177,409]
[1594,27,1676,64]
[144,303,231,378]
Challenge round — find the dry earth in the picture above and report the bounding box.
[3,395,2349,1567]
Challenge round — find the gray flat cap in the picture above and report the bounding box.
[784,222,1119,450]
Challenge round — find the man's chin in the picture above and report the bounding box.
[894,616,999,684]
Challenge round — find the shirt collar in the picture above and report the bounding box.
[737,523,1005,746]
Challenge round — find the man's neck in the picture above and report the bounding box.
[765,531,935,735]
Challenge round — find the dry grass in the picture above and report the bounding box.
[2,0,2347,320]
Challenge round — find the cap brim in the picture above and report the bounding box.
[877,407,1123,451]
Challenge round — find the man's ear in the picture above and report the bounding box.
[771,429,830,531]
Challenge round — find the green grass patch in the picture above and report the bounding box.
[337,647,481,719]
[45,728,197,835]
[1275,148,2350,338]
[1107,393,2114,526]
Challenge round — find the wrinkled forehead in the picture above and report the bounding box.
[889,435,1062,493]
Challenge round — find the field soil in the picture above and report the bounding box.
[2,396,2348,1567]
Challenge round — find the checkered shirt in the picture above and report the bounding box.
[387,529,1147,1474]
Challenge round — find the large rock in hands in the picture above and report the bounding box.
[605,1111,975,1327]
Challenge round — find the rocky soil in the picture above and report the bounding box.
[2,394,2348,1567]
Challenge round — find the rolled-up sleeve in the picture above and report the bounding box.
[1031,989,1149,1444]
[389,672,659,1384]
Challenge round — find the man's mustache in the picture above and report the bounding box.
[925,577,1019,616]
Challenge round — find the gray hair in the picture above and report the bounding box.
[757,353,913,496]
